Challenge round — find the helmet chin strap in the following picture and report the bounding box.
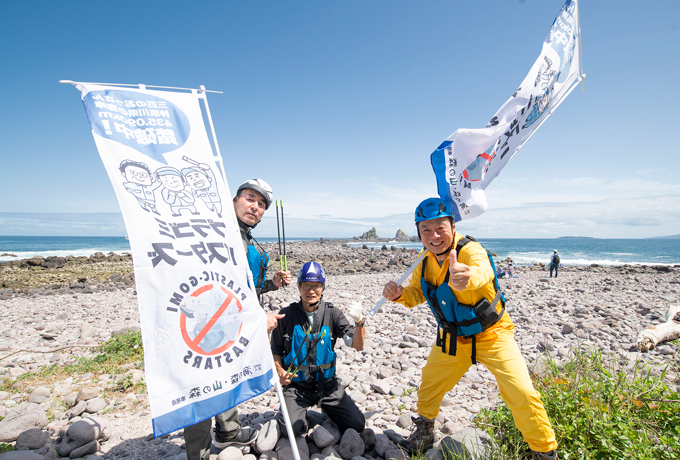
[301,297,322,308]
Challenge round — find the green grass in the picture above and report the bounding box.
[473,347,680,459]
[0,331,145,393]
[0,443,13,453]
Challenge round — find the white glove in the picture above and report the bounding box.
[347,301,364,324]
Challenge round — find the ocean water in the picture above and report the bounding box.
[1,236,679,266]
[347,238,680,266]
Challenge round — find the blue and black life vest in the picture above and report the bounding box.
[282,301,337,385]
[421,235,505,364]
[246,242,269,295]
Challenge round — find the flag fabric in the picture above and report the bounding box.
[72,82,276,437]
[431,0,583,221]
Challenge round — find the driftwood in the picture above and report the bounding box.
[636,304,680,352]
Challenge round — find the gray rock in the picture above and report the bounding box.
[562,323,574,334]
[259,451,278,460]
[374,434,395,457]
[218,447,244,460]
[396,414,411,429]
[68,400,88,417]
[244,454,257,460]
[256,420,280,454]
[276,447,296,460]
[70,440,99,459]
[85,398,107,413]
[657,345,675,355]
[312,426,335,449]
[0,452,45,460]
[15,428,49,450]
[58,417,109,457]
[424,447,444,460]
[0,403,48,443]
[27,387,50,404]
[389,386,404,397]
[336,429,364,459]
[76,387,101,402]
[370,381,391,395]
[359,428,375,450]
[440,428,493,459]
[349,391,366,404]
[321,446,341,458]
[321,419,341,446]
[383,449,408,460]
[276,436,309,458]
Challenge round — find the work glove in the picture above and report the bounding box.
[347,301,364,324]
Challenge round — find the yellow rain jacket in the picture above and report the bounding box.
[395,232,514,339]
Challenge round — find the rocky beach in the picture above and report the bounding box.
[1,240,678,460]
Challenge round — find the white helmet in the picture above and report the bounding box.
[236,179,273,209]
[554,250,558,253]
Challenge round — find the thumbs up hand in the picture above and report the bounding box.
[449,249,471,291]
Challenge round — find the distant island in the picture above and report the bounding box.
[646,233,680,239]
[557,236,596,239]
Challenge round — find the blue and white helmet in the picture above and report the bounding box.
[298,261,326,284]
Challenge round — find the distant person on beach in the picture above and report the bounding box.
[381,197,558,460]
[550,250,560,278]
[184,178,291,460]
[272,261,366,436]
[507,257,514,277]
[495,261,505,278]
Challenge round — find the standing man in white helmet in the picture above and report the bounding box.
[184,178,291,460]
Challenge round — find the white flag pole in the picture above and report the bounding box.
[197,85,302,460]
[273,372,302,460]
[369,249,427,316]
[198,85,227,180]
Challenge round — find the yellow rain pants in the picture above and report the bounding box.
[394,232,556,453]
[418,329,557,453]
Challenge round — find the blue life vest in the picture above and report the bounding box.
[282,302,336,384]
[420,236,505,363]
[246,243,269,295]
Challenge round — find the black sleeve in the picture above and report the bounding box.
[261,279,278,294]
[270,321,285,356]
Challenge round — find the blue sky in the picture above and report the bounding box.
[0,0,678,239]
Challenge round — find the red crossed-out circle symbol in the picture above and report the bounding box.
[179,284,243,356]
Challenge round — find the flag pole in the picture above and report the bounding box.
[369,249,427,316]
[198,85,227,181]
[273,374,302,460]
[577,0,585,91]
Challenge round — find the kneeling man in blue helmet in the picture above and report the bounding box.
[382,198,558,460]
[271,261,367,437]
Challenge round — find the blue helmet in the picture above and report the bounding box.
[298,261,326,284]
[415,197,454,224]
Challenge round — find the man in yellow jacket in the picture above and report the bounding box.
[382,197,558,460]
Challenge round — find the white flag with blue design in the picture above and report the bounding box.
[69,82,276,437]
[431,0,584,221]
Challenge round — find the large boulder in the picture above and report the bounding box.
[15,428,49,450]
[0,403,48,442]
[336,429,364,459]
[440,428,493,459]
[58,417,109,457]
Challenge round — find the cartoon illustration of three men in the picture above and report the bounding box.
[120,156,222,218]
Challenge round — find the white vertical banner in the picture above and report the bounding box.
[71,82,275,437]
[431,0,584,221]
